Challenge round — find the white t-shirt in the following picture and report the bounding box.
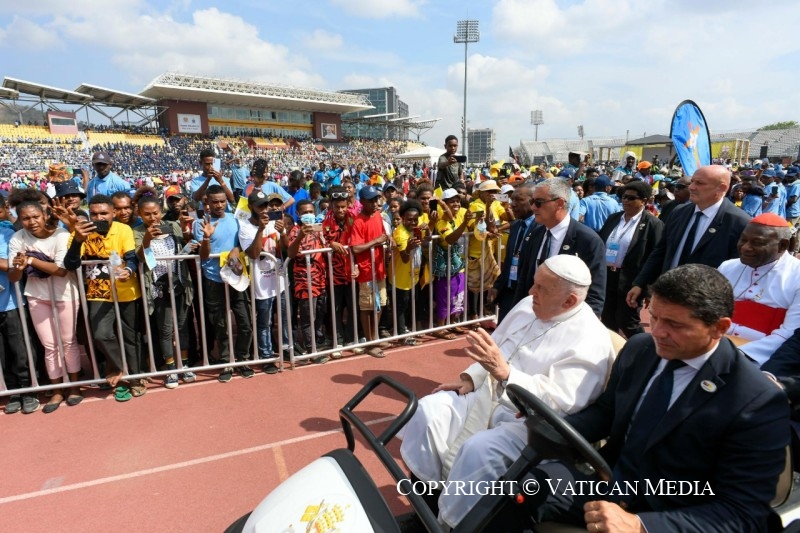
[8,228,79,302]
[238,220,285,300]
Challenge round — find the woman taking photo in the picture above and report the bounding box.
[8,201,81,413]
[133,189,196,389]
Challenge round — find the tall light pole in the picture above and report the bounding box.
[531,110,543,141]
[454,20,479,161]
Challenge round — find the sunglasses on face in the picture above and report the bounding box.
[622,195,642,201]
[330,192,349,199]
[532,197,559,208]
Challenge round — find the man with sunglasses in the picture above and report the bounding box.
[86,151,130,201]
[512,178,607,317]
[659,176,691,222]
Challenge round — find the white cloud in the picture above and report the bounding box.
[45,7,324,88]
[303,29,343,51]
[0,15,61,51]
[328,0,425,19]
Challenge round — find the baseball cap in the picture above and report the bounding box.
[359,186,380,201]
[441,188,459,200]
[92,151,113,165]
[165,185,183,199]
[637,161,652,170]
[500,184,515,194]
[762,169,777,178]
[383,182,397,192]
[594,175,613,188]
[248,190,270,208]
[786,166,800,177]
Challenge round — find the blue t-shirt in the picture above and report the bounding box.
[0,223,19,311]
[786,182,800,219]
[580,192,622,231]
[286,189,310,222]
[86,171,130,201]
[193,214,240,283]
[763,183,786,218]
[230,164,249,191]
[742,194,763,217]
[189,175,234,212]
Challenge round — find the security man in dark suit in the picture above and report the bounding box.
[598,181,663,338]
[488,183,536,322]
[513,178,606,317]
[515,264,790,532]
[626,165,750,308]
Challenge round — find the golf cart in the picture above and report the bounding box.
[226,375,800,532]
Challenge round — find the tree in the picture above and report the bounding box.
[757,121,798,131]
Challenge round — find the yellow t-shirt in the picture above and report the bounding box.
[436,207,466,242]
[73,222,141,302]
[392,225,421,290]
[467,199,505,258]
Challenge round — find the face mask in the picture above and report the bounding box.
[300,213,316,225]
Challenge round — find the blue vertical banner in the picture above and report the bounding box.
[670,100,711,177]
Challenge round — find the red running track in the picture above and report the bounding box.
[1,336,471,532]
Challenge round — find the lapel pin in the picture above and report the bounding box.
[708,228,717,234]
[700,380,717,393]
[562,245,570,251]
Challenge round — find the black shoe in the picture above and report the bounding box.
[218,367,233,383]
[317,339,333,350]
[22,395,40,414]
[4,395,21,414]
[263,363,279,374]
[238,365,255,378]
[293,343,308,355]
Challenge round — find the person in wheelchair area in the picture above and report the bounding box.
[513,264,789,533]
[398,255,616,528]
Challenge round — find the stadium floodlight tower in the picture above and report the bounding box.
[531,110,543,141]
[454,19,479,161]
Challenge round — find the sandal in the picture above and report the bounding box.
[115,386,132,402]
[130,380,147,398]
[431,330,457,340]
[367,347,386,358]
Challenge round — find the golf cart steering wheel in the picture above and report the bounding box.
[506,383,612,481]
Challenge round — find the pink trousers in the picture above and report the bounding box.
[28,298,81,380]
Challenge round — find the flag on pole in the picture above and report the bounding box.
[670,100,711,177]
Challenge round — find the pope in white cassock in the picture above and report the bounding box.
[717,213,800,366]
[398,254,616,528]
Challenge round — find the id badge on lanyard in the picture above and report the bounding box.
[509,254,520,281]
[606,241,620,265]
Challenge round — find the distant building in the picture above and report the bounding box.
[339,87,409,140]
[468,128,494,164]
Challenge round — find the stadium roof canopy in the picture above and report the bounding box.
[74,83,156,107]
[2,77,93,103]
[139,72,374,115]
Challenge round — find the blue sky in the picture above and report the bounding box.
[1,0,799,156]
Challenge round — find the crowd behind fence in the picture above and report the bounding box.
[0,235,502,399]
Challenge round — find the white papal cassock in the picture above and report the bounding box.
[718,252,800,366]
[398,296,615,527]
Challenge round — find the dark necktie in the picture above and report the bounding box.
[678,212,703,265]
[512,223,526,256]
[614,359,687,486]
[537,230,552,266]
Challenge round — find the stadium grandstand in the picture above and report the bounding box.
[516,127,800,165]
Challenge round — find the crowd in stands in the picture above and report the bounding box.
[1,133,799,418]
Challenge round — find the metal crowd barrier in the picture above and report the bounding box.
[0,228,504,397]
